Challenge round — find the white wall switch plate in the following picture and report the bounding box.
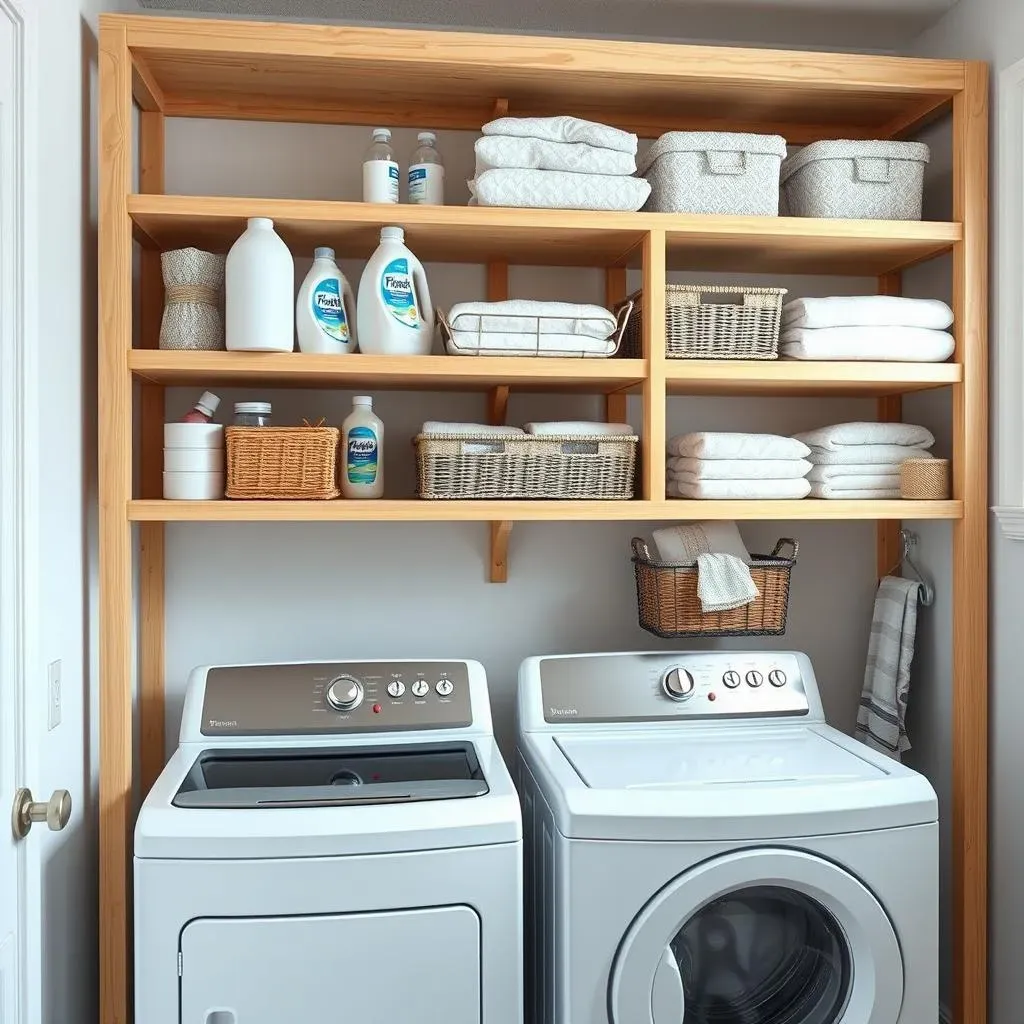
[48,659,62,730]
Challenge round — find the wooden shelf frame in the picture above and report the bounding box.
[98,15,989,1024]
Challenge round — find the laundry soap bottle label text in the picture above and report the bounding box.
[347,426,379,484]
[380,258,419,329]
[311,279,349,343]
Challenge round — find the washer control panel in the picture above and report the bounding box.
[540,652,810,723]
[200,661,472,736]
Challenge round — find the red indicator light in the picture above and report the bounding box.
[708,693,717,702]
[372,703,382,714]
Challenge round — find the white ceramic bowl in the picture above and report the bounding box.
[164,422,225,449]
[163,471,224,501]
[163,447,224,473]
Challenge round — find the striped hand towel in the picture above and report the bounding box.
[855,576,921,760]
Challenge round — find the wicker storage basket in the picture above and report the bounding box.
[617,285,786,360]
[639,131,787,216]
[415,433,638,500]
[225,425,340,499]
[632,537,798,637]
[780,140,930,221]
[900,458,951,500]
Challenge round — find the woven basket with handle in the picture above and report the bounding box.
[632,536,797,637]
[226,424,339,500]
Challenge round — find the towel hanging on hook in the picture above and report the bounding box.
[884,529,935,606]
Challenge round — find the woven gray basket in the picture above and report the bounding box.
[618,285,786,360]
[780,140,930,220]
[415,433,638,500]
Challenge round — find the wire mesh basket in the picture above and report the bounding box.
[617,284,786,360]
[415,433,638,500]
[632,536,798,637]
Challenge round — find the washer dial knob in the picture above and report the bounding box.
[326,676,364,712]
[768,669,787,688]
[387,680,406,698]
[722,670,742,689]
[746,671,764,688]
[411,680,429,698]
[436,679,454,697]
[662,667,696,701]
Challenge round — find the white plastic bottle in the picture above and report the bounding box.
[363,128,400,204]
[341,396,383,499]
[225,217,294,352]
[356,226,434,356]
[296,247,357,354]
[408,131,445,205]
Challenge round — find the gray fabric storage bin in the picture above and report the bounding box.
[639,132,787,215]
[780,140,930,220]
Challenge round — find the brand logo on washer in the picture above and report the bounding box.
[209,718,238,728]
[548,706,578,717]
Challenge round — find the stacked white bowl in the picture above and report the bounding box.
[163,422,225,499]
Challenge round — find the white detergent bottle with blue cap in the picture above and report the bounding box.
[357,226,434,355]
[296,247,357,354]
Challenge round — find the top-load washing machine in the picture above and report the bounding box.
[135,659,522,1024]
[516,650,938,1024]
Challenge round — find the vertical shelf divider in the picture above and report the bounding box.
[641,231,667,502]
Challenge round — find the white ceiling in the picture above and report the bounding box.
[134,0,962,50]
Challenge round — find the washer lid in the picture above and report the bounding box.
[557,729,887,790]
[173,741,489,809]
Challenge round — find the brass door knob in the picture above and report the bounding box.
[11,788,72,840]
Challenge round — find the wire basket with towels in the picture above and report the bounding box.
[631,536,798,638]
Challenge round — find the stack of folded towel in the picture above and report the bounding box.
[469,115,651,212]
[781,295,955,362]
[793,421,935,499]
[666,432,812,499]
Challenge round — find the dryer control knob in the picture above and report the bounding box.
[662,667,695,701]
[326,676,364,712]
[768,669,787,687]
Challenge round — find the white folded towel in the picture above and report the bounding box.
[482,115,638,155]
[807,473,901,491]
[445,330,617,357]
[809,482,901,499]
[668,478,812,500]
[697,553,759,613]
[652,521,751,564]
[421,422,525,436]
[474,136,637,176]
[805,445,934,467]
[667,456,811,480]
[525,421,634,436]
[794,421,934,451]
[781,326,955,362]
[447,300,618,340]
[783,295,954,331]
[667,432,811,461]
[807,464,901,485]
[469,168,650,212]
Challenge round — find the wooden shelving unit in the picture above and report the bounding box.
[99,14,989,1024]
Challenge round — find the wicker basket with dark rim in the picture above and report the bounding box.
[632,536,798,637]
[226,425,340,500]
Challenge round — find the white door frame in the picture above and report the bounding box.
[0,0,42,1020]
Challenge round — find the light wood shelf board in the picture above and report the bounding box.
[665,360,961,397]
[110,15,963,141]
[664,218,959,275]
[128,350,648,392]
[128,498,963,523]
[128,194,960,276]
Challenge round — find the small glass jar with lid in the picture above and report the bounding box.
[234,401,272,427]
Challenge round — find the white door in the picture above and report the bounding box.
[610,849,905,1024]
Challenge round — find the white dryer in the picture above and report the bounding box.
[516,651,937,1024]
[136,659,522,1024]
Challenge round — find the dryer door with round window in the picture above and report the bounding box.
[610,848,903,1024]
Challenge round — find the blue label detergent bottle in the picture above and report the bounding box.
[341,396,383,499]
[296,247,358,354]
[357,226,434,355]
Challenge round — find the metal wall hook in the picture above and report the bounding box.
[887,529,935,606]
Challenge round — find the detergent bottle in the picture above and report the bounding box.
[356,227,434,355]
[296,247,357,354]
